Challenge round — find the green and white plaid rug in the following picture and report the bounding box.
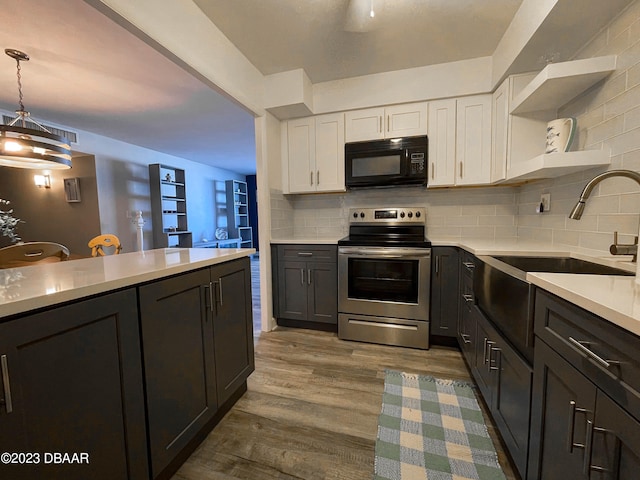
[374,370,506,480]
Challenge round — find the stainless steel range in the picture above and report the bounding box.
[338,207,431,349]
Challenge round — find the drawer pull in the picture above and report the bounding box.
[462,294,474,303]
[297,252,313,257]
[460,333,471,345]
[568,337,619,369]
[462,261,475,271]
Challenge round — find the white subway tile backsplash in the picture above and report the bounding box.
[597,213,640,234]
[553,229,580,247]
[619,192,640,212]
[586,115,625,146]
[624,104,640,130]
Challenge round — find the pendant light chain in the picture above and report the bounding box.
[14,55,26,126]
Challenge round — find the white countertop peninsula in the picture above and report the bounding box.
[270,237,343,245]
[0,248,255,319]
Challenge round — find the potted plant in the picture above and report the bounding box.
[0,199,22,243]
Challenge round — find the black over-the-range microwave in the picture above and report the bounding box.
[344,135,428,189]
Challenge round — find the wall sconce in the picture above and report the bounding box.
[34,174,51,188]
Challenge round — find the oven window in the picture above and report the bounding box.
[347,257,418,303]
[352,155,401,177]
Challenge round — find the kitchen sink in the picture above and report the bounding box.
[473,255,633,364]
[492,255,634,276]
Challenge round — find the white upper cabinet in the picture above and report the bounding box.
[491,72,541,184]
[314,113,345,192]
[427,95,492,187]
[456,95,492,186]
[427,99,457,187]
[287,117,316,193]
[344,107,385,142]
[285,113,345,194]
[345,102,427,142]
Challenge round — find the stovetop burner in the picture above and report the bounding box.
[338,207,431,248]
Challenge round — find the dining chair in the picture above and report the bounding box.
[0,241,70,267]
[88,234,122,257]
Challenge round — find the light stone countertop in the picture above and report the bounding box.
[0,248,255,319]
[270,237,343,245]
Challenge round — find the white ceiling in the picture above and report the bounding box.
[0,0,634,175]
[193,0,524,83]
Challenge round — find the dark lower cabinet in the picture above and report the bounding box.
[139,268,217,479]
[529,340,596,480]
[211,257,255,406]
[0,289,148,480]
[430,246,459,337]
[528,289,640,480]
[273,244,338,326]
[474,309,532,478]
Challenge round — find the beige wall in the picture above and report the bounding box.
[0,155,101,255]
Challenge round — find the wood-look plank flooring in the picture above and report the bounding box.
[171,305,520,479]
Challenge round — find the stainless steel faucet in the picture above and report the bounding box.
[569,169,640,262]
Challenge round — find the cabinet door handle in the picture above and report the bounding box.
[568,337,619,369]
[462,294,473,304]
[205,282,214,314]
[435,255,440,275]
[583,420,595,475]
[583,420,617,475]
[460,333,471,345]
[218,278,224,307]
[488,345,500,372]
[459,161,463,178]
[482,338,493,365]
[431,162,435,180]
[387,115,390,132]
[462,261,475,272]
[310,171,313,186]
[297,252,313,257]
[307,268,312,285]
[1,355,13,414]
[379,116,382,133]
[317,170,320,185]
[567,400,589,453]
[300,268,305,285]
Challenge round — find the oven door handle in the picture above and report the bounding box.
[338,247,431,258]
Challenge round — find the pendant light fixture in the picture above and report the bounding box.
[0,49,72,169]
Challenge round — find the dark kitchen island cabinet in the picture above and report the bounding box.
[430,246,460,337]
[528,289,640,480]
[0,289,148,480]
[139,257,254,479]
[0,250,254,480]
[272,244,338,328]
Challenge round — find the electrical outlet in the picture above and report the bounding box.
[540,193,551,213]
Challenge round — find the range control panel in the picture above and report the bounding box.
[348,207,426,224]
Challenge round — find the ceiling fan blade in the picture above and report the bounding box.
[344,0,382,32]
